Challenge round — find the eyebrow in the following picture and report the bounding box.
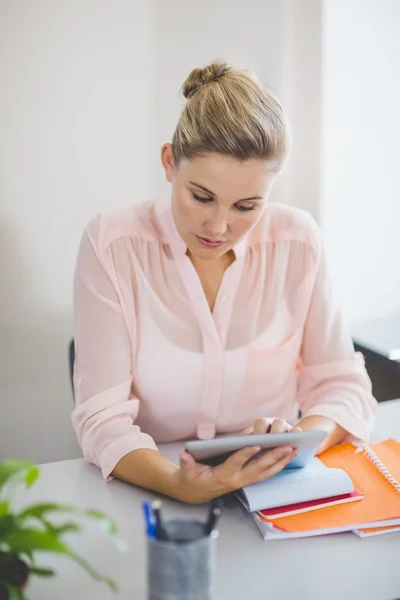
[189,181,263,202]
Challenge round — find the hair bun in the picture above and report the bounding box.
[182,59,232,99]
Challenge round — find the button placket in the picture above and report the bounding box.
[214,260,244,346]
[173,253,244,440]
[197,340,223,437]
[197,422,216,439]
[197,261,245,438]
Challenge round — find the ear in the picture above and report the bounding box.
[161,143,175,183]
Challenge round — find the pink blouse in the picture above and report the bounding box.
[71,198,377,479]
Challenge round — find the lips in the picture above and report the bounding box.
[195,235,225,249]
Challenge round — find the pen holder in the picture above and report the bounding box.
[147,518,218,600]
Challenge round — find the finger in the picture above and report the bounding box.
[253,418,272,435]
[241,448,298,487]
[292,425,302,432]
[241,445,294,479]
[269,418,291,434]
[253,450,298,483]
[222,445,262,471]
[240,425,254,435]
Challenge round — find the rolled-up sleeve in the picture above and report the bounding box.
[296,224,378,441]
[71,221,157,480]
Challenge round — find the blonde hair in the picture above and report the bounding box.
[172,59,290,171]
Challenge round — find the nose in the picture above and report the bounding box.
[205,207,228,238]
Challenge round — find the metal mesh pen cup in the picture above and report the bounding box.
[147,518,218,600]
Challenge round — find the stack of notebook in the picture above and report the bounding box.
[237,438,400,540]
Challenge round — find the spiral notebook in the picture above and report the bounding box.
[267,438,400,535]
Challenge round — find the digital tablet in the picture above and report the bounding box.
[185,430,327,469]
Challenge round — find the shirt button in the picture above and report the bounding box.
[220,295,228,303]
[197,423,216,439]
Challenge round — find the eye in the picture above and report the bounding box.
[193,192,213,203]
[235,204,255,212]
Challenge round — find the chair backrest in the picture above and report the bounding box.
[68,339,75,400]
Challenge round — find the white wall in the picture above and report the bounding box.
[320,0,400,323]
[0,0,155,462]
[280,0,322,220]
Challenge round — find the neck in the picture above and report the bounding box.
[187,249,235,271]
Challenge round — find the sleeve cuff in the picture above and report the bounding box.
[99,432,158,481]
[301,403,377,443]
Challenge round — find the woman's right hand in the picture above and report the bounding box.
[174,444,298,504]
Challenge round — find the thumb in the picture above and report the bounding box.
[179,450,196,474]
[224,445,261,471]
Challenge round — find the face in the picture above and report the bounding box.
[161,144,276,261]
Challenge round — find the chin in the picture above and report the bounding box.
[188,245,229,261]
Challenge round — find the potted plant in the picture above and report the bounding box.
[0,459,125,599]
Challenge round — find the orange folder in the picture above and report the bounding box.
[356,525,400,537]
[270,439,400,533]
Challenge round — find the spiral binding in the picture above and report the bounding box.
[354,439,400,493]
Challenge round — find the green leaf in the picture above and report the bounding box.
[20,550,34,565]
[85,510,118,535]
[18,504,120,541]
[0,501,9,517]
[3,530,117,591]
[16,503,125,554]
[18,503,78,521]
[29,566,55,577]
[4,528,72,553]
[67,551,118,592]
[24,466,38,488]
[43,522,82,536]
[4,584,26,600]
[85,510,126,552]
[0,461,39,492]
[0,514,16,537]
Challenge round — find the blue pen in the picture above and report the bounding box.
[152,500,170,541]
[142,501,157,538]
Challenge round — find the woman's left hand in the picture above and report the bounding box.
[241,417,302,435]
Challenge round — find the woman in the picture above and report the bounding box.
[71,60,377,504]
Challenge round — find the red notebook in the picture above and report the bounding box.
[257,489,364,521]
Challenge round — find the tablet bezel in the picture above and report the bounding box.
[185,430,327,467]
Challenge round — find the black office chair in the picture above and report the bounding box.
[68,339,75,400]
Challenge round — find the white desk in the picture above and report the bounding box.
[17,400,400,600]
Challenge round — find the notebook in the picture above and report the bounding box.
[268,439,400,535]
[253,513,400,540]
[253,517,359,540]
[257,489,364,521]
[238,457,354,513]
[353,525,400,538]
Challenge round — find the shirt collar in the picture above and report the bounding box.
[156,198,247,262]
